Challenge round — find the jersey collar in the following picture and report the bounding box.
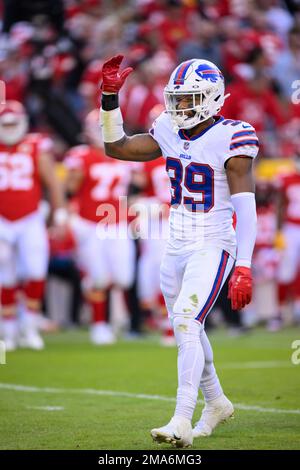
[178,115,224,141]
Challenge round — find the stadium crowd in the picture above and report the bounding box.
[1,0,300,349]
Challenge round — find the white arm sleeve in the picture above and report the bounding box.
[231,192,257,268]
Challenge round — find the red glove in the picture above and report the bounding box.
[228,266,252,311]
[101,55,133,93]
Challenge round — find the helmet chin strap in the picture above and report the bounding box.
[172,114,215,134]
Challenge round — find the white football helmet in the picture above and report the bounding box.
[164,59,228,131]
[0,100,28,145]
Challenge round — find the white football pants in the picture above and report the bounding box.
[0,211,49,286]
[160,246,234,420]
[71,217,135,290]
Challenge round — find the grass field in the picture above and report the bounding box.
[0,327,300,450]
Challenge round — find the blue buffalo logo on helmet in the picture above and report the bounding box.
[195,64,223,83]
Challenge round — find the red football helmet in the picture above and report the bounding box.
[0,100,28,145]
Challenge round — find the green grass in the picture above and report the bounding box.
[0,327,300,450]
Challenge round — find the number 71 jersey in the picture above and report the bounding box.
[149,112,259,256]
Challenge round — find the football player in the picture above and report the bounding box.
[99,56,258,447]
[138,153,174,345]
[64,110,136,345]
[248,182,279,329]
[0,101,67,350]
[276,159,300,325]
[136,104,174,345]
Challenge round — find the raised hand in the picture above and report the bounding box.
[101,55,133,93]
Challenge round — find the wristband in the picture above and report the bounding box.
[101,92,119,111]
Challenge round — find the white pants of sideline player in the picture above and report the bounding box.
[71,216,135,289]
[138,236,168,302]
[0,211,49,285]
[160,246,234,420]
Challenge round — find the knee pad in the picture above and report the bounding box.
[160,270,176,300]
[82,275,109,292]
[173,316,201,349]
[173,295,199,318]
[114,269,134,290]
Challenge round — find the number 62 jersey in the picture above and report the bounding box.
[149,112,259,257]
[0,133,52,221]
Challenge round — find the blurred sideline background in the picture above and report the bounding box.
[1,0,300,340]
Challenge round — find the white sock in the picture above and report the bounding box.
[173,317,204,421]
[24,310,41,332]
[199,329,223,402]
[2,318,18,341]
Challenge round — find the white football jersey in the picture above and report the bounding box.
[149,112,259,257]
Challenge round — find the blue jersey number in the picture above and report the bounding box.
[166,157,214,212]
[166,157,183,208]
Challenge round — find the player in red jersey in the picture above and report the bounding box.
[64,110,136,344]
[0,101,67,350]
[277,163,300,325]
[246,182,280,329]
[137,155,175,345]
